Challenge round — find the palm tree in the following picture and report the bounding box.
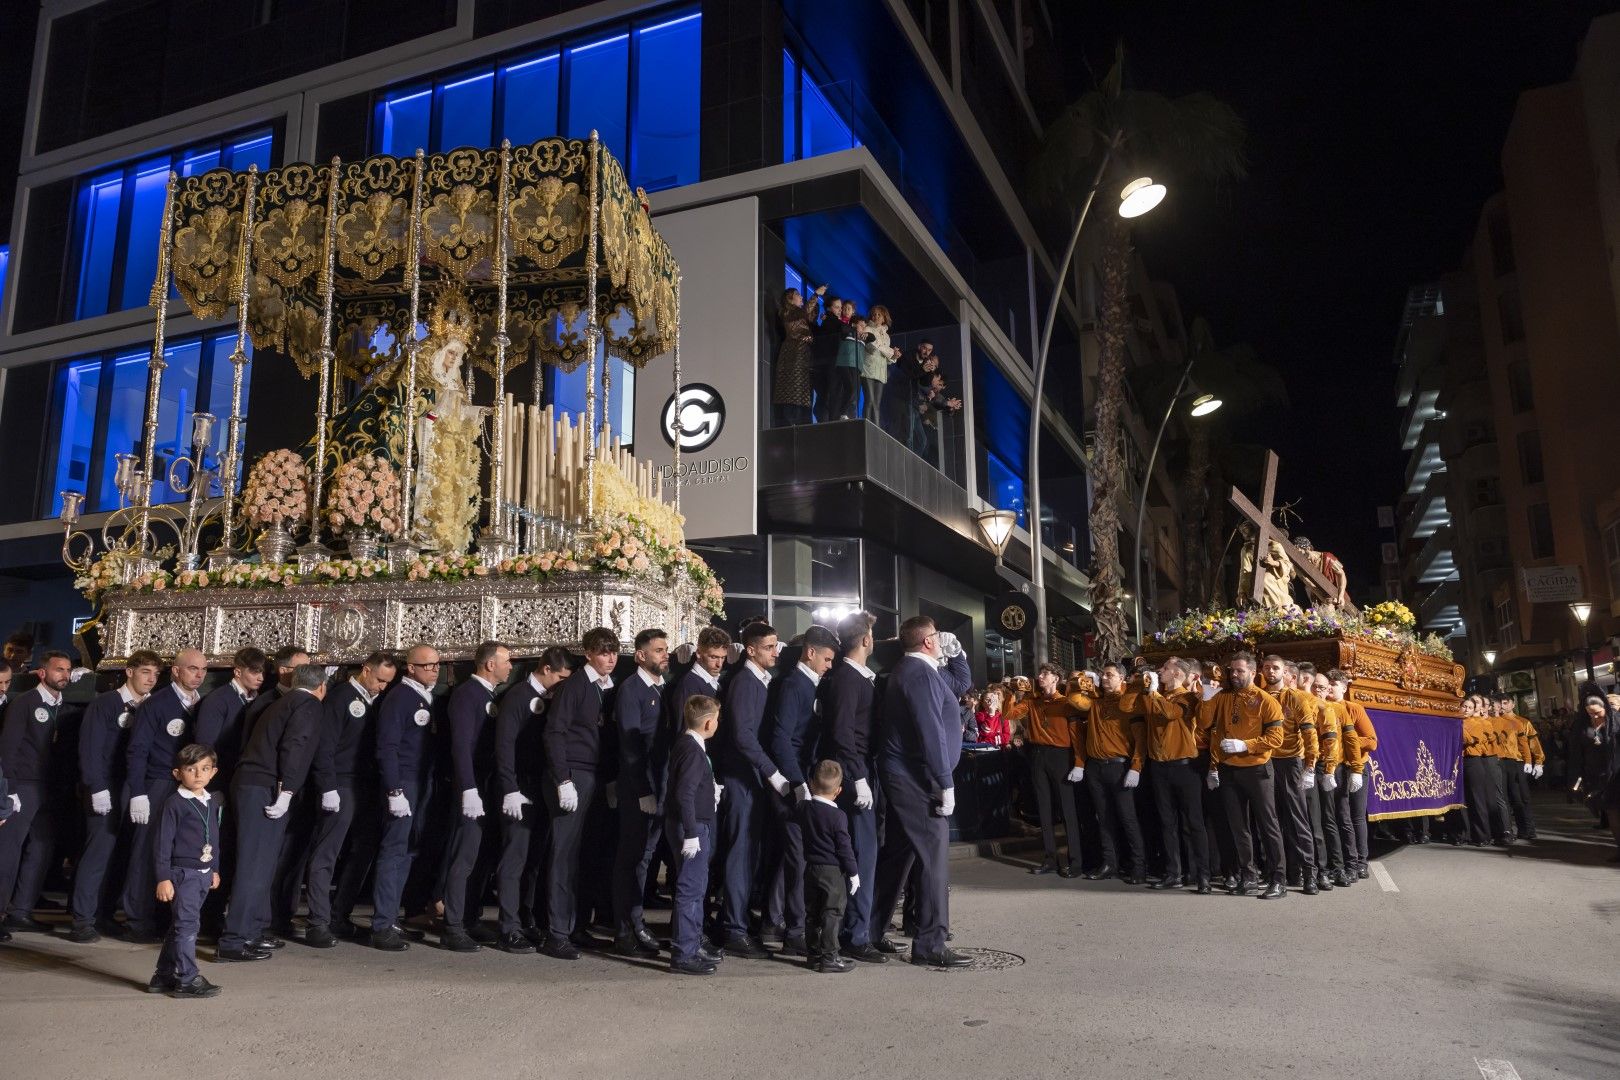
[1030,47,1246,661]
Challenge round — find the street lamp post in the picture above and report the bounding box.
[1130,355,1221,640]
[1482,648,1497,693]
[1570,600,1596,683]
[1025,133,1165,662]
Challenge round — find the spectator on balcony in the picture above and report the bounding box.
[772,287,820,427]
[918,371,962,465]
[892,341,935,453]
[859,305,902,424]
[811,294,847,422]
[832,309,870,421]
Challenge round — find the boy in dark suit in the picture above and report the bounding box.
[798,759,859,973]
[665,694,722,976]
[149,743,224,999]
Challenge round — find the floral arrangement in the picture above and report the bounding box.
[1153,602,1453,662]
[327,454,401,537]
[403,553,488,583]
[591,461,685,549]
[499,514,726,616]
[308,558,391,583]
[241,449,310,528]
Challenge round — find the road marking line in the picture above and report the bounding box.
[1369,861,1399,892]
[1475,1058,1522,1080]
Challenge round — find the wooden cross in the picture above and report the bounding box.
[1228,450,1342,606]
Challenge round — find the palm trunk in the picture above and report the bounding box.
[1088,216,1131,661]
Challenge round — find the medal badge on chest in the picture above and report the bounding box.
[200,843,213,864]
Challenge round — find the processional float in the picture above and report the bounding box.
[61,134,722,665]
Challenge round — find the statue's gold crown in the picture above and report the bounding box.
[426,288,476,347]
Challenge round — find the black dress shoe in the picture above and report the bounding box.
[1357,865,1371,878]
[844,942,890,964]
[442,932,481,953]
[303,925,338,949]
[568,930,601,950]
[669,956,718,975]
[521,924,546,946]
[1256,880,1287,900]
[1083,864,1117,881]
[1149,875,1179,890]
[370,928,410,952]
[1056,863,1078,879]
[215,945,272,962]
[632,927,661,954]
[65,925,101,944]
[873,937,901,955]
[4,915,50,934]
[170,975,222,999]
[910,948,973,968]
[145,973,177,994]
[1229,876,1255,897]
[1120,874,1146,886]
[719,932,769,959]
[701,935,724,958]
[1316,872,1335,891]
[698,944,724,964]
[250,936,286,951]
[330,920,359,940]
[497,931,536,954]
[540,936,580,960]
[1029,857,1058,876]
[779,935,810,957]
[1332,869,1352,887]
[467,923,499,944]
[1302,879,1319,895]
[817,953,856,973]
[1222,874,1239,891]
[1195,878,1213,895]
[612,932,659,957]
[758,923,785,945]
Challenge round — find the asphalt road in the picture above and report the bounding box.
[2,792,1615,1080]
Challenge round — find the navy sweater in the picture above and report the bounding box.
[797,797,858,876]
[125,684,198,788]
[448,678,497,793]
[155,790,224,875]
[0,687,63,784]
[615,671,665,801]
[78,689,137,794]
[233,688,322,794]
[543,666,604,786]
[310,680,379,791]
[495,677,548,795]
[664,730,716,840]
[375,682,436,793]
[714,664,776,782]
[194,682,254,784]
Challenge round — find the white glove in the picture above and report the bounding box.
[793,782,812,803]
[264,790,293,819]
[461,788,485,819]
[1206,771,1220,791]
[70,666,92,682]
[849,874,860,895]
[638,794,657,815]
[728,642,744,665]
[673,642,696,665]
[1349,773,1364,794]
[502,792,531,819]
[713,782,724,809]
[934,787,955,817]
[1067,766,1084,783]
[1201,682,1221,702]
[1523,762,1534,774]
[321,790,341,813]
[681,836,700,859]
[558,781,579,813]
[1123,769,1140,789]
[1321,772,1338,793]
[773,641,786,657]
[1533,764,1544,779]
[129,794,150,824]
[605,781,618,810]
[1220,738,1248,754]
[90,789,112,816]
[7,793,21,814]
[937,631,963,659]
[767,771,791,797]
[1303,770,1317,791]
[1144,671,1160,693]
[1082,670,1099,687]
[853,777,873,810]
[388,792,412,817]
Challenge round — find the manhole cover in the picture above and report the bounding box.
[944,947,1025,970]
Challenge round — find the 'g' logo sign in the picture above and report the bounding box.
[661,384,726,452]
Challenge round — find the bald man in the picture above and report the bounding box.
[120,649,208,941]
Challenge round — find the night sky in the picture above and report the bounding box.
[1060,1,1620,590]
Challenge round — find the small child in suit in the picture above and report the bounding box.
[150,743,224,998]
[664,694,722,976]
[797,759,860,973]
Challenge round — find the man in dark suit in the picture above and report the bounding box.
[493,646,572,953]
[539,626,618,959]
[0,650,73,933]
[612,628,671,957]
[713,620,786,958]
[300,651,395,949]
[439,640,512,952]
[241,645,309,734]
[194,648,268,791]
[761,624,839,955]
[218,663,326,961]
[121,648,208,941]
[872,616,972,967]
[368,644,441,951]
[820,611,886,962]
[65,650,162,943]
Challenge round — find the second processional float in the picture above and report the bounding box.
[60,134,722,664]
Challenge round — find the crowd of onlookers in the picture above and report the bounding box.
[772,285,962,465]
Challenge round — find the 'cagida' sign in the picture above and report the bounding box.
[1521,565,1584,604]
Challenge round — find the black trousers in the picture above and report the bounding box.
[221,783,293,951]
[804,862,848,959]
[1202,756,1237,877]
[1272,756,1316,880]
[1220,763,1284,883]
[716,771,764,939]
[1309,770,1343,872]
[270,790,318,929]
[122,778,176,934]
[303,785,357,930]
[1348,774,1370,870]
[541,772,597,941]
[830,366,860,419]
[1150,759,1207,880]
[70,786,129,930]
[873,761,949,957]
[612,796,662,934]
[764,790,806,937]
[0,780,54,921]
[1026,743,1081,866]
[1499,758,1536,837]
[441,796,489,932]
[333,785,383,926]
[370,781,427,934]
[1464,756,1508,843]
[1085,758,1145,876]
[497,784,547,935]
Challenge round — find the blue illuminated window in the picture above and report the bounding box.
[71,127,277,322]
[49,329,252,517]
[547,353,635,448]
[973,346,1029,528]
[0,245,9,309]
[374,9,698,192]
[783,47,859,163]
